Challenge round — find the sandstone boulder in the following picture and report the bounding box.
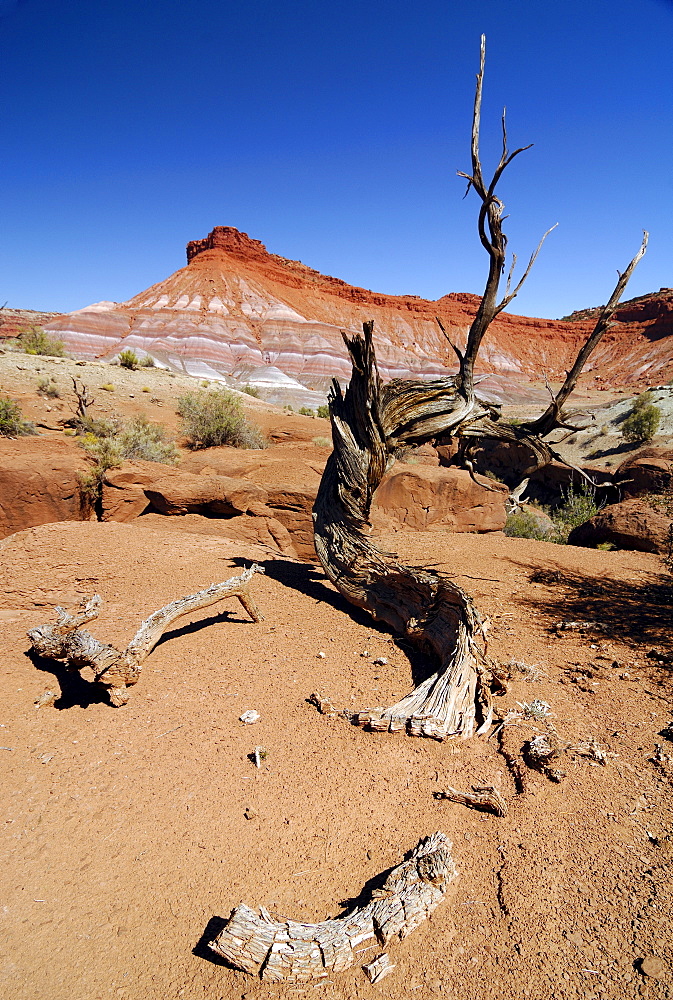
[144,473,268,516]
[568,498,672,554]
[0,436,89,538]
[374,466,508,533]
[615,448,673,498]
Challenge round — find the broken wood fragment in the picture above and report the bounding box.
[434,784,507,816]
[26,564,264,706]
[208,831,456,982]
[363,953,395,984]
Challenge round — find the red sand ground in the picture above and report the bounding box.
[1,521,672,1000]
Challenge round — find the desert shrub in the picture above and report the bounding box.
[78,415,178,510]
[177,388,267,449]
[140,354,155,367]
[18,326,65,357]
[115,415,179,463]
[622,391,661,443]
[101,383,115,392]
[312,436,331,448]
[550,481,604,543]
[242,384,261,397]
[505,482,603,544]
[37,376,60,398]
[298,406,315,417]
[316,404,330,419]
[118,348,139,370]
[504,510,552,541]
[142,386,151,392]
[0,395,35,436]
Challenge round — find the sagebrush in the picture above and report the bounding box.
[0,395,35,436]
[177,388,266,449]
[621,391,661,444]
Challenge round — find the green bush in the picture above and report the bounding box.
[78,415,178,509]
[298,406,315,417]
[551,481,604,542]
[177,388,267,449]
[242,385,261,397]
[114,415,179,463]
[622,392,661,443]
[118,348,139,370]
[0,395,35,436]
[504,510,552,541]
[18,326,65,357]
[316,404,330,419]
[504,482,603,545]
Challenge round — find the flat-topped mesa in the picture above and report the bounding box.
[186,226,269,264]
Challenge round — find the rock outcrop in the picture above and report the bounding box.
[374,466,508,533]
[39,226,673,401]
[0,437,89,538]
[568,498,672,554]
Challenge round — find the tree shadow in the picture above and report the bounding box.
[155,608,249,647]
[503,556,673,650]
[25,649,109,709]
[231,557,437,687]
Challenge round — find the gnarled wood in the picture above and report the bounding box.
[209,831,455,982]
[311,37,646,740]
[27,564,264,705]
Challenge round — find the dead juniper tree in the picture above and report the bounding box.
[313,35,647,740]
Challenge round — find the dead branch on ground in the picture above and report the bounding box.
[209,831,455,982]
[27,564,264,706]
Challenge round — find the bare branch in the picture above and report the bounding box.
[436,316,464,364]
[526,231,649,437]
[497,223,558,311]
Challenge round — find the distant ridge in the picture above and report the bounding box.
[14,227,673,401]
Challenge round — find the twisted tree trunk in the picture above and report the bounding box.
[311,35,647,742]
[312,324,500,739]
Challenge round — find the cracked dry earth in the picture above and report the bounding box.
[0,521,672,1000]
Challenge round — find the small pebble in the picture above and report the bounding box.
[239,710,260,724]
[316,651,325,658]
[373,656,388,665]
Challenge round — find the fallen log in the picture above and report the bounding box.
[209,831,455,982]
[27,564,264,706]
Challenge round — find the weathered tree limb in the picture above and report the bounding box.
[209,831,455,982]
[27,564,264,706]
[434,784,507,817]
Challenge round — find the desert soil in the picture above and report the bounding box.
[1,520,672,1000]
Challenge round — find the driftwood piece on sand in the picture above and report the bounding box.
[209,831,456,983]
[27,564,264,706]
[434,784,508,817]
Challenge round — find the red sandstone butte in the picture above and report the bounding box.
[30,226,673,393]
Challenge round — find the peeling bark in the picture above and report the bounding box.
[209,831,455,982]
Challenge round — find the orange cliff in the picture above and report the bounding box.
[34,226,673,398]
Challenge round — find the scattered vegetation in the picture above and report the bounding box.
[118,348,140,370]
[312,436,331,448]
[621,391,661,444]
[78,414,178,510]
[316,405,330,419]
[140,354,155,368]
[177,387,266,449]
[298,406,315,417]
[36,376,60,398]
[15,326,66,357]
[242,385,261,397]
[0,395,35,436]
[504,481,604,545]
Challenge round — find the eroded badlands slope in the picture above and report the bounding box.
[39,227,673,396]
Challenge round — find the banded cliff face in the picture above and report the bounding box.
[41,227,673,397]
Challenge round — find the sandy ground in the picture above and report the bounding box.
[1,520,672,1000]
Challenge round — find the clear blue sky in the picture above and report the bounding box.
[1,0,672,318]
